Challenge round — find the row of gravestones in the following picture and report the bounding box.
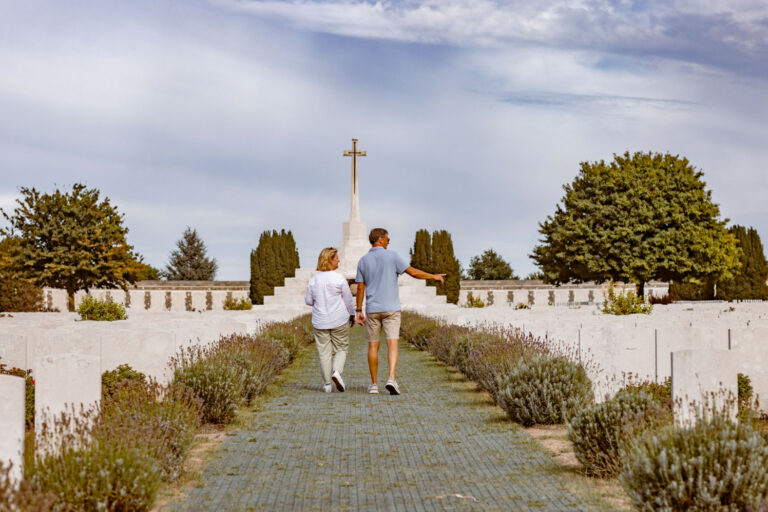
[460,284,669,307]
[43,289,250,312]
[0,347,738,485]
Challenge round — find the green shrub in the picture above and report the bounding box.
[466,328,550,399]
[222,296,253,310]
[98,380,202,481]
[621,377,672,410]
[0,462,59,511]
[260,322,311,361]
[496,356,594,426]
[171,345,242,424]
[568,389,672,477]
[464,292,485,308]
[621,415,768,511]
[29,439,161,511]
[215,334,289,403]
[514,302,530,310]
[425,326,489,377]
[400,312,441,350]
[601,286,652,315]
[77,295,127,321]
[102,364,146,399]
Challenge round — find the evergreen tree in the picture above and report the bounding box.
[409,229,460,304]
[531,152,740,297]
[409,229,432,272]
[467,249,517,280]
[249,229,300,304]
[0,184,143,311]
[717,226,768,300]
[433,230,461,304]
[162,227,218,280]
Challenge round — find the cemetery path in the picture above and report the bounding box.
[169,327,613,512]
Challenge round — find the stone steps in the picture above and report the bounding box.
[259,268,450,308]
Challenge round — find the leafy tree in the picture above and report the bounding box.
[162,227,218,280]
[0,184,142,311]
[525,271,545,280]
[409,229,460,303]
[531,152,740,297]
[0,236,44,312]
[134,258,160,281]
[717,226,768,300]
[467,249,517,280]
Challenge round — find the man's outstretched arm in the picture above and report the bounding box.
[405,267,446,283]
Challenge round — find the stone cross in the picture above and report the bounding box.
[343,138,366,220]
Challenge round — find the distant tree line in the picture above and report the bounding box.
[250,229,300,305]
[410,229,460,304]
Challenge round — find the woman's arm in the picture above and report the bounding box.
[304,282,314,306]
[341,280,355,316]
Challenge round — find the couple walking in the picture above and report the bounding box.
[304,228,445,395]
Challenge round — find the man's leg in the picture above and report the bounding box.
[368,341,380,384]
[382,311,402,381]
[365,313,383,385]
[386,338,398,380]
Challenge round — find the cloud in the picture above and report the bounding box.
[219,0,768,77]
[1,0,767,280]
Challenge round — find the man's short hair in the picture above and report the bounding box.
[369,228,388,245]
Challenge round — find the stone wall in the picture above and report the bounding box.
[458,280,669,307]
[43,281,250,312]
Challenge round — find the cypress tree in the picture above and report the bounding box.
[409,229,432,271]
[431,230,460,303]
[410,229,460,304]
[249,229,301,304]
[717,226,768,300]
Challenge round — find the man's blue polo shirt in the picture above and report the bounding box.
[355,247,409,313]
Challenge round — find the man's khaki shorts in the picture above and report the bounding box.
[364,311,402,343]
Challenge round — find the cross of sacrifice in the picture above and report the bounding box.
[343,138,366,220]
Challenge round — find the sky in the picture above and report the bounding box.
[1,0,767,279]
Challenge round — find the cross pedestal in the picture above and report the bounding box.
[337,138,370,279]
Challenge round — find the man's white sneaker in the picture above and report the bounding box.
[323,383,332,393]
[367,384,379,394]
[331,370,345,392]
[385,379,400,395]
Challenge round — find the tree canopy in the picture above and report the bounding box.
[466,249,517,280]
[0,184,142,310]
[409,229,460,303]
[162,227,218,280]
[530,152,740,296]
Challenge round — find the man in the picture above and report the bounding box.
[355,228,445,395]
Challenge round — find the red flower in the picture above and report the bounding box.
[30,378,35,386]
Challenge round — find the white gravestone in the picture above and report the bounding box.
[35,353,101,443]
[0,375,26,484]
[671,349,738,426]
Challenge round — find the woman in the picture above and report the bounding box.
[304,247,355,393]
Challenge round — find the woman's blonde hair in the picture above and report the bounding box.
[316,247,338,271]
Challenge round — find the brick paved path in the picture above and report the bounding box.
[171,328,612,511]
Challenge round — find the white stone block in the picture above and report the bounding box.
[0,374,25,484]
[35,353,101,439]
[671,349,738,426]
